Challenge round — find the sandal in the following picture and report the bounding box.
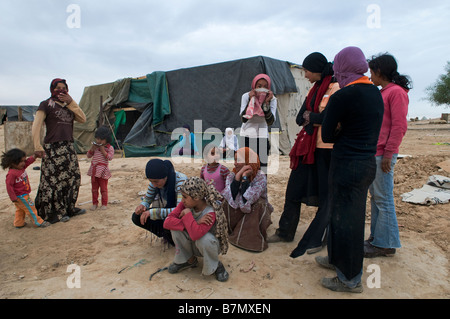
[215,261,229,282]
[168,257,198,274]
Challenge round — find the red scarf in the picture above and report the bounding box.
[289,75,332,169]
[50,78,68,102]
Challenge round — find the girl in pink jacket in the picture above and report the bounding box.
[366,53,412,258]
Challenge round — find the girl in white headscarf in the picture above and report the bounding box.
[219,127,239,158]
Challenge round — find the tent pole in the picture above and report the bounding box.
[103,111,124,157]
[100,95,124,158]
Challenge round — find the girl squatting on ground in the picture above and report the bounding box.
[163,177,229,282]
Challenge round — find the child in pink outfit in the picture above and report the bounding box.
[87,126,114,210]
[200,145,230,193]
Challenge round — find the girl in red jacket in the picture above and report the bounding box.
[1,148,50,228]
[163,177,229,282]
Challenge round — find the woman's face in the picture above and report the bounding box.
[255,79,269,89]
[149,177,167,189]
[54,82,68,93]
[234,153,245,172]
[369,68,383,86]
[304,69,322,83]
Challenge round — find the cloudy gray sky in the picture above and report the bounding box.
[1,0,449,119]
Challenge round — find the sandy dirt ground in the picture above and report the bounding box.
[0,120,449,300]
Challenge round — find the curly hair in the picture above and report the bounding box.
[1,148,26,170]
[95,126,112,144]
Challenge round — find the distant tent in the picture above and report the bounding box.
[0,105,38,123]
[74,56,311,156]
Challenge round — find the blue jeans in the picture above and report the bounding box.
[368,154,401,249]
[336,267,363,288]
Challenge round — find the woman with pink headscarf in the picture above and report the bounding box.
[239,74,277,173]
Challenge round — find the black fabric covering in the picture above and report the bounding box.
[156,56,297,134]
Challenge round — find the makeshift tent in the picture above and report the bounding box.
[74,56,311,156]
[0,105,41,156]
[0,105,38,123]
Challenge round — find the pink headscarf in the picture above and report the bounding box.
[251,74,271,90]
[244,74,271,119]
[333,47,368,88]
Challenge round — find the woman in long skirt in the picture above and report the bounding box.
[32,78,87,223]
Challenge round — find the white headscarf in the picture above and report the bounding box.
[224,128,237,150]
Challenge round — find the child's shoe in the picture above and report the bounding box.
[90,205,98,211]
[39,221,51,228]
[100,205,108,210]
[215,261,229,282]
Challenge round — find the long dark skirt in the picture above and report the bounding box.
[278,149,331,242]
[327,156,376,280]
[35,141,81,223]
[290,148,332,257]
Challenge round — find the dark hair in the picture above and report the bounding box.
[95,126,112,144]
[368,53,412,90]
[1,148,26,170]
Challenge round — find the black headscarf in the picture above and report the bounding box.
[302,52,334,79]
[145,159,177,208]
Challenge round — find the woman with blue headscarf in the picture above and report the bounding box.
[132,159,187,245]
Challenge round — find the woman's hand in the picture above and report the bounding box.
[302,110,311,126]
[34,150,45,158]
[239,165,253,180]
[140,211,150,225]
[58,92,73,105]
[134,204,146,215]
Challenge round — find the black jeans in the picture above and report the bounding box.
[327,156,376,280]
[131,213,174,246]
